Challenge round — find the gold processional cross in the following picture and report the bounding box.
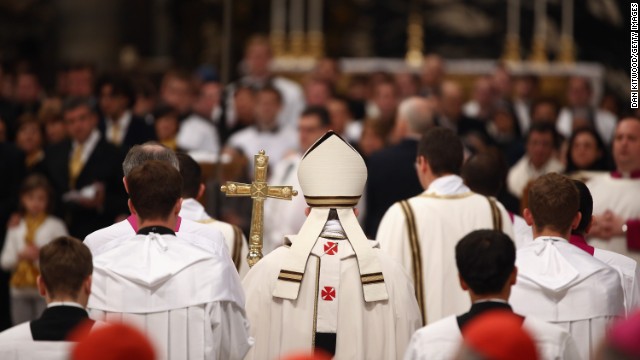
[221,150,298,267]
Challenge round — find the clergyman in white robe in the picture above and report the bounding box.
[377,175,514,324]
[88,229,252,360]
[404,305,581,360]
[510,237,625,360]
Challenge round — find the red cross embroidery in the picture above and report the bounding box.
[321,286,336,301]
[324,242,338,255]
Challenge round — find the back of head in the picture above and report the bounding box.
[527,173,579,234]
[462,150,508,196]
[456,230,516,295]
[39,236,93,299]
[397,97,434,135]
[122,142,179,176]
[460,310,538,360]
[176,152,201,199]
[127,160,182,221]
[418,127,464,175]
[572,180,593,235]
[72,323,156,360]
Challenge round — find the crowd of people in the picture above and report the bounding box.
[0,33,638,359]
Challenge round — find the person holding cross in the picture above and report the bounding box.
[241,131,422,359]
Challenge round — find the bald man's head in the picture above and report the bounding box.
[122,142,179,177]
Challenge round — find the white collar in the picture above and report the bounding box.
[48,301,86,310]
[179,198,209,222]
[533,236,568,243]
[473,298,509,305]
[425,174,470,196]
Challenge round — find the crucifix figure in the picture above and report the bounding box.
[221,150,298,267]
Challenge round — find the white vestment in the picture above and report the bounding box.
[376,175,514,324]
[0,341,71,360]
[177,114,221,155]
[263,153,307,255]
[179,198,249,277]
[88,231,252,360]
[507,155,565,199]
[84,216,227,257]
[556,107,617,145]
[510,237,625,360]
[226,126,299,174]
[404,314,581,360]
[587,173,640,263]
[593,248,640,313]
[242,229,422,359]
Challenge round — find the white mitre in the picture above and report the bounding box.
[273,131,389,302]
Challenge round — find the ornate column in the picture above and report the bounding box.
[529,0,548,63]
[270,0,287,58]
[558,0,575,63]
[288,0,305,57]
[502,0,521,62]
[405,5,424,67]
[307,0,324,58]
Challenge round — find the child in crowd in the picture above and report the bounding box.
[0,174,68,325]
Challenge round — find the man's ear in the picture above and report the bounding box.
[83,275,92,296]
[174,198,182,216]
[37,275,47,297]
[571,211,582,230]
[523,208,534,226]
[127,199,136,216]
[305,207,311,217]
[196,183,206,200]
[122,177,129,194]
[585,216,594,234]
[509,266,518,286]
[458,273,469,291]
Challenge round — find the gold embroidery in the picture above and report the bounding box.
[304,195,361,207]
[311,255,320,349]
[419,192,474,200]
[487,197,502,231]
[361,272,385,284]
[278,270,304,282]
[400,200,426,326]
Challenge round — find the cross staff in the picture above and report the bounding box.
[221,150,298,267]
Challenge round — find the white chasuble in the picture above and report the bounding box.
[376,175,514,325]
[242,236,422,360]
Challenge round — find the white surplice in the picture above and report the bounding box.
[404,313,582,360]
[84,216,227,257]
[593,248,640,313]
[0,341,71,360]
[179,198,249,277]
[376,175,514,324]
[587,173,640,263]
[510,237,625,360]
[88,231,252,360]
[242,221,422,360]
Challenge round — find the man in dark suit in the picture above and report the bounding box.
[0,143,25,330]
[96,74,155,152]
[0,236,96,341]
[44,98,127,239]
[365,97,433,237]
